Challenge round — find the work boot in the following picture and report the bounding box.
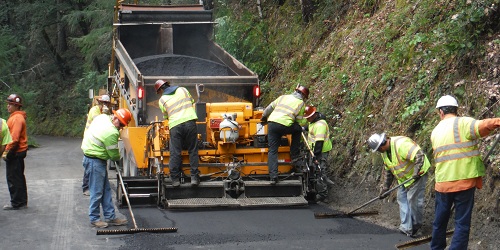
[171,178,180,187]
[322,176,335,186]
[270,177,279,185]
[107,218,128,226]
[191,175,200,186]
[3,204,27,210]
[316,194,326,202]
[91,221,108,228]
[83,190,90,196]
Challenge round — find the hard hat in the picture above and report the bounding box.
[6,94,23,107]
[367,133,386,152]
[155,80,169,94]
[98,94,111,103]
[304,106,317,119]
[295,85,309,99]
[436,95,458,109]
[113,108,132,126]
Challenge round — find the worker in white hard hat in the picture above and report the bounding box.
[431,95,500,250]
[367,132,431,238]
[82,94,111,196]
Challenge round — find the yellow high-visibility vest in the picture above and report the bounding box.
[431,117,485,182]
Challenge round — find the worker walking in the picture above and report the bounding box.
[430,95,500,250]
[81,108,131,228]
[2,94,29,210]
[367,132,430,237]
[155,80,200,187]
[303,105,334,201]
[82,94,111,196]
[260,85,309,184]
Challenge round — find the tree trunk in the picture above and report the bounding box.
[57,0,68,52]
[300,0,314,23]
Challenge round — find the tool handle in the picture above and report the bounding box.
[115,162,139,229]
[301,132,315,158]
[483,134,500,164]
[347,176,416,215]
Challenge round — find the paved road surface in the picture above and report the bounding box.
[0,136,428,250]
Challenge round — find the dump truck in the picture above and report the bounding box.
[108,0,320,208]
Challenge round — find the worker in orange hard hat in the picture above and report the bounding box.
[82,94,112,196]
[303,105,334,202]
[81,108,131,228]
[260,85,309,184]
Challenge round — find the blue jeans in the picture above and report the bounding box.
[82,156,89,192]
[84,156,116,223]
[431,187,475,250]
[397,174,427,234]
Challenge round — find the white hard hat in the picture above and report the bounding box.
[367,133,386,152]
[436,95,458,109]
[98,94,111,103]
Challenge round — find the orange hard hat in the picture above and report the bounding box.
[155,80,170,94]
[6,94,23,107]
[295,85,309,99]
[113,108,132,126]
[304,106,317,119]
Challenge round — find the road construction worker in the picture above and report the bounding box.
[260,85,308,184]
[85,94,111,132]
[367,132,430,238]
[430,95,500,250]
[303,105,334,202]
[155,80,200,187]
[81,108,131,228]
[3,94,28,210]
[82,94,111,196]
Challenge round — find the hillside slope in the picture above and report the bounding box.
[216,0,500,248]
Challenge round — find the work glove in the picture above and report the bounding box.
[412,151,425,180]
[2,150,14,161]
[379,187,389,199]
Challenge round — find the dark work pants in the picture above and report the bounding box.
[267,122,302,179]
[5,150,28,207]
[431,187,475,250]
[169,120,199,179]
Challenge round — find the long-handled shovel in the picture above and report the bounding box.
[96,162,178,235]
[300,132,334,185]
[314,176,417,219]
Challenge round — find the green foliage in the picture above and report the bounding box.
[402,98,427,120]
[215,10,274,78]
